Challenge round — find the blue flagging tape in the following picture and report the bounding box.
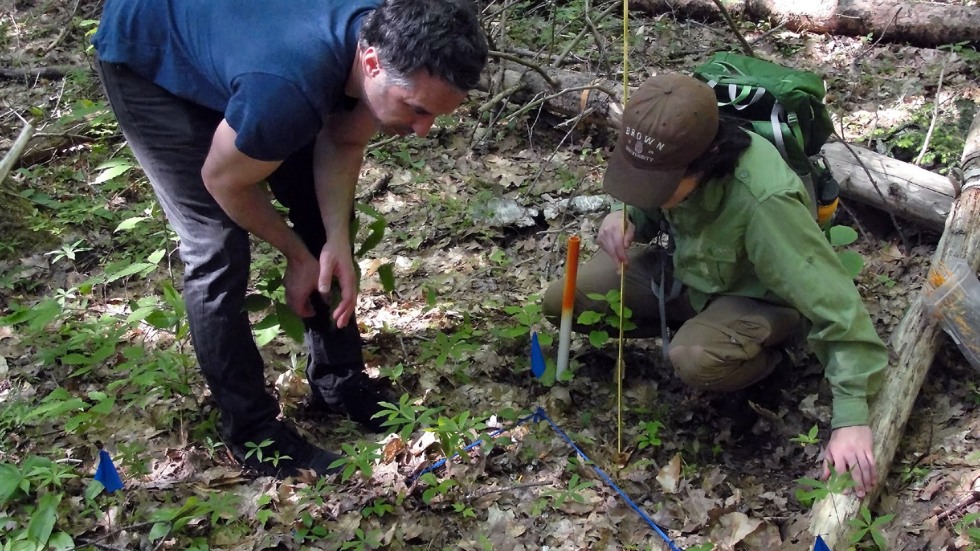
[407,406,684,551]
[535,408,683,551]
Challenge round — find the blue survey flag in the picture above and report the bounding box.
[530,332,546,378]
[94,449,124,493]
[813,535,830,551]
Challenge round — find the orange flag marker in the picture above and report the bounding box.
[556,235,581,379]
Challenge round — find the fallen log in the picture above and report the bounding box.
[821,141,956,232]
[629,0,980,49]
[0,65,83,82]
[807,112,980,548]
[485,61,624,130]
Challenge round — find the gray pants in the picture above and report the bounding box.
[95,59,363,444]
[543,246,801,391]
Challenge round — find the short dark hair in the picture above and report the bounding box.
[686,116,752,180]
[360,0,489,92]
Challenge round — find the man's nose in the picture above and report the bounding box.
[412,115,436,137]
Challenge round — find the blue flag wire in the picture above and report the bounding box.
[813,535,830,551]
[408,407,683,550]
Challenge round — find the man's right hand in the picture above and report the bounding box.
[283,251,320,318]
[597,211,635,265]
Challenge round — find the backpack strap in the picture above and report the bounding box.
[650,223,682,365]
[769,103,788,159]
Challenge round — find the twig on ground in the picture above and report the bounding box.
[833,117,911,252]
[0,65,83,82]
[935,491,980,527]
[855,7,902,61]
[747,22,788,46]
[488,51,556,87]
[478,82,525,115]
[42,0,82,56]
[709,0,754,57]
[70,521,158,551]
[553,1,619,68]
[914,53,952,166]
[0,122,35,185]
[583,0,610,73]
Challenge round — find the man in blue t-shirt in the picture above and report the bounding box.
[92,0,488,478]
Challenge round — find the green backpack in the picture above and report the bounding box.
[692,52,840,226]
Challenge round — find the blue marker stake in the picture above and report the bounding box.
[530,331,546,378]
[94,448,124,493]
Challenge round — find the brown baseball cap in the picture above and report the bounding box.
[603,73,720,209]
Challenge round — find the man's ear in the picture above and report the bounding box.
[360,46,382,78]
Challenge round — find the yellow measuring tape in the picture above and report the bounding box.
[616,0,630,457]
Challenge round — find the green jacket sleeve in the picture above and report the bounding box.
[743,192,888,428]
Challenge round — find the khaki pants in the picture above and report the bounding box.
[543,246,801,391]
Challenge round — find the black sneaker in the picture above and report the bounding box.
[308,365,392,433]
[228,421,343,479]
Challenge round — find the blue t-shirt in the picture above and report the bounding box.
[93,0,381,161]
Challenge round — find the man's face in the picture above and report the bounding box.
[360,50,467,137]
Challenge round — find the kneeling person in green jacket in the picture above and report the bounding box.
[543,73,887,497]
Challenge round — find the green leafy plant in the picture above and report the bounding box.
[531,473,595,515]
[293,511,330,544]
[847,505,895,550]
[795,467,856,508]
[0,456,78,551]
[44,239,90,265]
[452,502,477,518]
[341,527,383,550]
[330,442,382,483]
[428,410,488,459]
[499,298,555,346]
[419,472,459,505]
[954,511,980,548]
[361,498,395,519]
[790,424,820,447]
[379,361,405,383]
[898,462,930,485]
[576,289,637,348]
[374,393,444,441]
[416,317,484,381]
[244,439,291,469]
[636,420,665,450]
[352,202,395,292]
[876,274,898,288]
[147,495,239,544]
[827,225,864,278]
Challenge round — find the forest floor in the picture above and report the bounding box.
[2,1,980,550]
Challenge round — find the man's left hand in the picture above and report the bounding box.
[822,424,876,498]
[317,239,357,327]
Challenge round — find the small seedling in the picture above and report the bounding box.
[790,424,820,447]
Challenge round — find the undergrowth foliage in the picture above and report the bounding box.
[1,0,978,549]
